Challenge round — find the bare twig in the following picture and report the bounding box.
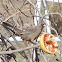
[26,0,42,17]
[0,43,40,55]
[3,8,34,22]
[0,55,7,62]
[9,0,16,12]
[18,8,32,18]
[41,50,48,62]
[44,24,59,37]
[3,11,20,22]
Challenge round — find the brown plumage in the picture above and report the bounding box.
[2,22,44,44]
[19,23,43,41]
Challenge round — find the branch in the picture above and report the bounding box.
[18,8,32,18]
[27,0,42,17]
[41,50,48,62]
[4,11,20,22]
[44,24,59,37]
[0,55,7,62]
[3,8,33,22]
[0,43,40,55]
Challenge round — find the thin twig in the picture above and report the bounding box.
[0,55,7,62]
[4,11,20,22]
[18,8,32,18]
[26,0,42,17]
[44,24,59,37]
[0,43,40,55]
[3,8,33,22]
[41,50,48,62]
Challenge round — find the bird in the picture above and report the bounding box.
[2,21,44,44]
